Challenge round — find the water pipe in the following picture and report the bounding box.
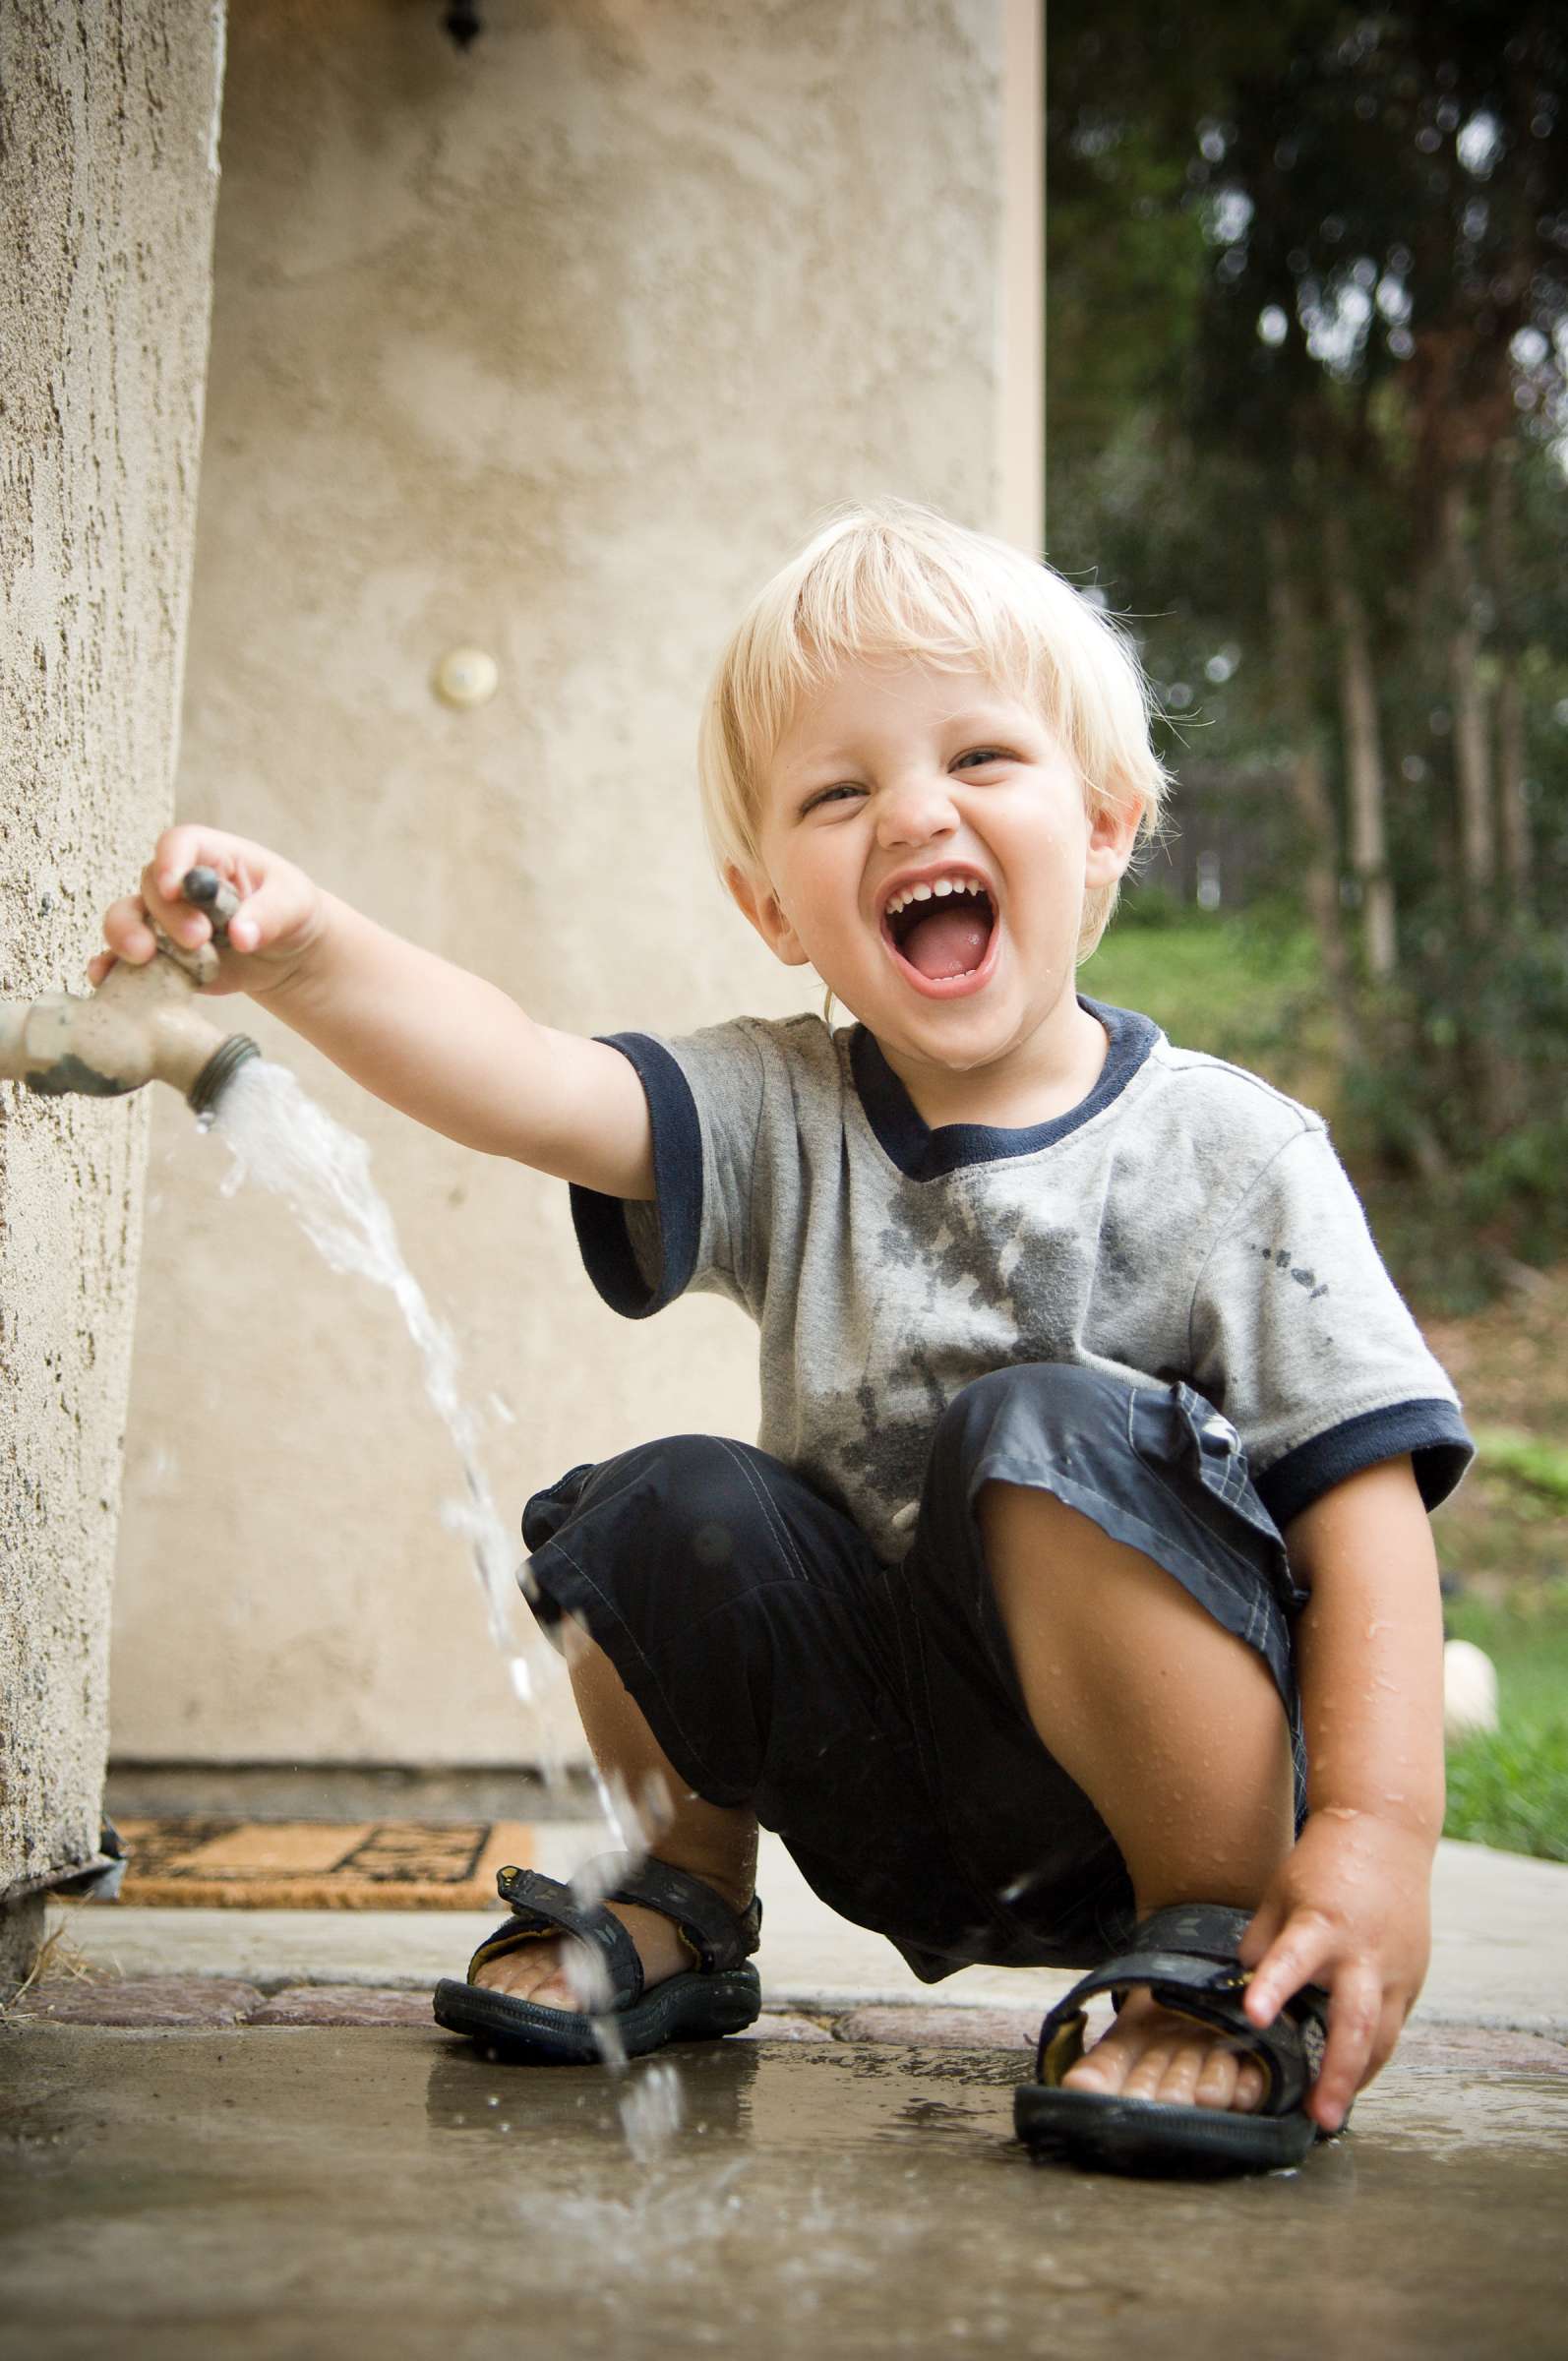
[0,867,261,1119]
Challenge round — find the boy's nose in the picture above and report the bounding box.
[874,775,960,850]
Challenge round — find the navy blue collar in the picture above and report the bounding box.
[850,997,1159,1180]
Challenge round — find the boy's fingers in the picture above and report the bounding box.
[101,893,160,964]
[1243,1910,1334,2026]
[143,832,261,930]
[140,857,251,951]
[150,825,242,900]
[147,841,289,957]
[1309,1960,1382,2131]
[1236,1900,1282,1969]
[210,869,294,954]
[1360,1994,1406,2094]
[138,859,209,946]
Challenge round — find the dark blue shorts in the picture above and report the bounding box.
[521,1363,1306,1981]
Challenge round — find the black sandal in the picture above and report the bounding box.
[431,1856,763,2063]
[1014,1903,1335,2178]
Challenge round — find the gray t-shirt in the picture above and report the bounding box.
[570,999,1472,1563]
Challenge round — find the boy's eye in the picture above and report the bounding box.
[952,747,1010,771]
[801,783,865,815]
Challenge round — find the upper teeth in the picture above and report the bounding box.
[883,876,989,919]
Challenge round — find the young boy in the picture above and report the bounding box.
[96,502,1470,2176]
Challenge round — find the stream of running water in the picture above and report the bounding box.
[206,1056,684,2162]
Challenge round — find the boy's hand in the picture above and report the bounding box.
[1237,1805,1435,2133]
[89,826,325,1000]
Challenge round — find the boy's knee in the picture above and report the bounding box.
[934,1361,1131,1472]
[572,1434,769,1576]
[912,1364,1136,1585]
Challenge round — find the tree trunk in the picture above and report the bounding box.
[1263,515,1362,1063]
[1486,443,1531,905]
[1322,506,1396,983]
[1440,476,1496,909]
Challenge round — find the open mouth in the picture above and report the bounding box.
[882,878,997,993]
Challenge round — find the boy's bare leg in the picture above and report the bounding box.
[474,1623,758,2011]
[981,1482,1297,2114]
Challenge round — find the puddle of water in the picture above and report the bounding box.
[207,1056,677,2159]
[1353,2070,1568,2159]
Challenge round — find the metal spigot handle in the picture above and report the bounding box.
[145,867,240,988]
[176,869,263,1115]
[181,866,241,939]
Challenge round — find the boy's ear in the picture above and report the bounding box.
[725,863,811,967]
[1084,795,1143,889]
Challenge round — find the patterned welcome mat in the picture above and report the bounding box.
[112,1817,534,1909]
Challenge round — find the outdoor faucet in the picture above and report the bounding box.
[0,868,261,1120]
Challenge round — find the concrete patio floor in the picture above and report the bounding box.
[3,1834,1566,2359]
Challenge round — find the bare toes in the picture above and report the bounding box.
[525,1968,579,2010]
[1120,2041,1180,2102]
[1059,2000,1270,2120]
[1234,2057,1267,2113]
[1155,2043,1220,2109]
[1194,2046,1241,2110]
[1060,2046,1126,2096]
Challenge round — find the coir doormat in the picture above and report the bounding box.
[112,1817,534,1909]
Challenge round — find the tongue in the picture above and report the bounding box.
[899,904,991,981]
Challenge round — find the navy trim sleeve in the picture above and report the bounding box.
[1257,1398,1475,1531]
[568,1033,704,1318]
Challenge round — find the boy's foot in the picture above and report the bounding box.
[1058,1987,1267,2112]
[471,1900,691,2011]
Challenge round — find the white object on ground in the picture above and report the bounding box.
[1443,1637,1500,1744]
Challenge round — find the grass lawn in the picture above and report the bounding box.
[1443,1586,1568,1862]
[1079,899,1338,1108]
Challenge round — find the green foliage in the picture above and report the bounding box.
[1473,1428,1568,1504]
[1445,1725,1568,1862]
[1342,916,1568,1300]
[1088,899,1568,1307]
[1443,1587,1568,1861]
[1083,898,1333,1098]
[1047,3,1568,1304]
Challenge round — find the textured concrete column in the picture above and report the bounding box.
[0,1,225,1990]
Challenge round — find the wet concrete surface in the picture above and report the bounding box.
[46,1834,1568,2028]
[3,2023,1566,2361]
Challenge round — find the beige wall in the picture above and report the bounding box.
[0,0,225,1947]
[110,0,1041,1766]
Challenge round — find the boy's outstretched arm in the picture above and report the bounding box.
[1238,1454,1446,2131]
[91,825,655,1199]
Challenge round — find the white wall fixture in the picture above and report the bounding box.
[433,647,500,709]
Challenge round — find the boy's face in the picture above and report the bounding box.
[728,657,1139,1096]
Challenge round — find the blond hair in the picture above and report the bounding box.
[698,500,1169,960]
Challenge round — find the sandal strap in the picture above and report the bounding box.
[603,1855,762,1972]
[466,1866,643,2007]
[1134,1902,1254,1959]
[1033,1903,1330,2118]
[464,1855,762,1996]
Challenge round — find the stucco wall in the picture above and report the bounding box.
[110,0,1035,1766]
[0,2,224,1907]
